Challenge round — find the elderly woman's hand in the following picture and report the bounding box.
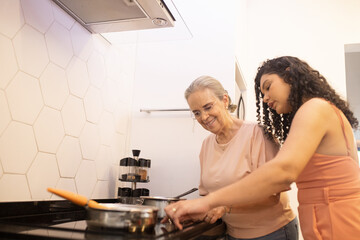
[161,198,211,230]
[203,206,226,224]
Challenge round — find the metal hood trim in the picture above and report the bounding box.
[52,0,175,33]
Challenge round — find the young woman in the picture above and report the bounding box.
[178,76,297,239]
[164,56,360,240]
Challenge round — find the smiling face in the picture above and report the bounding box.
[260,73,292,114]
[187,88,229,134]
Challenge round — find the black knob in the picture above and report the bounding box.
[132,149,141,157]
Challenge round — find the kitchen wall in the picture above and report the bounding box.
[238,0,360,122]
[0,0,136,201]
[128,0,239,198]
[345,50,360,139]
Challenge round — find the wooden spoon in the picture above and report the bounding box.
[47,187,109,210]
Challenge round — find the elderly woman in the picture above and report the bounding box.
[177,76,298,240]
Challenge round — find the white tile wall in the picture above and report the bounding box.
[0,91,11,135]
[92,180,112,199]
[70,23,94,61]
[0,35,18,89]
[79,122,101,160]
[0,174,31,201]
[75,160,97,197]
[40,63,69,110]
[21,0,54,34]
[13,25,50,78]
[84,86,103,124]
[51,1,74,30]
[56,136,82,178]
[0,0,135,201]
[95,145,113,181]
[7,72,44,124]
[33,107,65,152]
[88,51,106,89]
[27,152,59,199]
[53,178,76,200]
[99,112,116,146]
[0,122,38,174]
[45,22,73,68]
[61,95,86,137]
[67,57,90,98]
[0,0,25,39]
[0,162,3,179]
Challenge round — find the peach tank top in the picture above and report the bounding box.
[296,104,360,240]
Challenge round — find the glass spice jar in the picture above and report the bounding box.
[139,158,151,181]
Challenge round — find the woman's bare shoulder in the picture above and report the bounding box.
[302,97,331,108]
[297,98,333,120]
[289,98,334,142]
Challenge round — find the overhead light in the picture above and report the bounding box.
[152,18,168,26]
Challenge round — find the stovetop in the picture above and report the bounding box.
[0,199,225,240]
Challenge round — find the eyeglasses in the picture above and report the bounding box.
[192,102,215,119]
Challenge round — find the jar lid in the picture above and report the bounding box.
[138,158,147,167]
[119,157,129,166]
[132,189,141,197]
[118,187,132,197]
[132,149,141,157]
[140,188,150,196]
[127,158,138,166]
[139,158,151,167]
[132,188,150,197]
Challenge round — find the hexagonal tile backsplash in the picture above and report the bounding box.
[0,0,134,201]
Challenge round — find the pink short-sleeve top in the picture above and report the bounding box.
[199,122,295,238]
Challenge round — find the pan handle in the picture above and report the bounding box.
[47,187,108,209]
[174,188,198,199]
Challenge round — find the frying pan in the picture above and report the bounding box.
[140,188,198,219]
[47,188,158,232]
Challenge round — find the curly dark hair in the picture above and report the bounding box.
[254,56,358,143]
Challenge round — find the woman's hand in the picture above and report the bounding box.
[203,206,226,224]
[161,198,211,230]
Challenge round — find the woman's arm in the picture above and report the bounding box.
[206,99,330,208]
[230,193,280,212]
[165,99,331,229]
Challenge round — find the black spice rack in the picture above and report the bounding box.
[118,149,151,204]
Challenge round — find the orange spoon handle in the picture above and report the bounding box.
[47,187,108,209]
[87,200,108,209]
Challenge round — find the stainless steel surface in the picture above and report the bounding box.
[140,197,180,219]
[51,0,175,33]
[174,188,198,198]
[86,203,158,232]
[140,188,198,219]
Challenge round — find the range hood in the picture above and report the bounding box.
[52,0,176,33]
